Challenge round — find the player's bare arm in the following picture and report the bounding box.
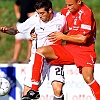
[14,4,20,19]
[48,32,87,44]
[0,26,19,35]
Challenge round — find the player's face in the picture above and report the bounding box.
[65,0,81,13]
[36,8,52,22]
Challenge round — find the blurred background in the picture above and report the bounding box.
[0,0,100,63]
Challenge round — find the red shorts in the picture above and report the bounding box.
[48,44,96,69]
[47,45,74,65]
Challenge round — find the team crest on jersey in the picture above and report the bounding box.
[56,24,62,30]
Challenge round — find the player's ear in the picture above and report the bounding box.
[49,8,52,13]
[77,0,81,4]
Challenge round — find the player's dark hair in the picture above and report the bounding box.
[34,0,52,12]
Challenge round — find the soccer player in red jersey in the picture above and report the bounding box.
[24,0,100,99]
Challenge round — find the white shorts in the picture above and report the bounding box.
[15,22,31,40]
[24,53,65,87]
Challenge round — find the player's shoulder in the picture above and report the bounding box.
[61,6,69,16]
[61,6,68,11]
[30,12,38,18]
[28,12,39,20]
[52,11,66,24]
[81,3,93,14]
[54,11,66,19]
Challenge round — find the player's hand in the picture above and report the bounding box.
[0,26,8,32]
[30,33,36,40]
[30,28,36,40]
[0,26,18,35]
[48,32,64,42]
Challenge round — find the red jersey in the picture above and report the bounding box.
[61,3,96,52]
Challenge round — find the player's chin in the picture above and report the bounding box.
[41,18,46,22]
[68,9,75,12]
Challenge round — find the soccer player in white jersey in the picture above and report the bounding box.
[0,0,68,100]
[17,0,69,100]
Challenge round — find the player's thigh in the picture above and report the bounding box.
[37,46,58,59]
[49,45,74,65]
[74,51,96,74]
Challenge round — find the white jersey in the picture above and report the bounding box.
[17,11,68,53]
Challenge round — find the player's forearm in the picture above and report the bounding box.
[5,28,19,35]
[48,32,87,44]
[63,34,87,44]
[0,27,19,35]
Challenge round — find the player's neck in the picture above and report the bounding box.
[49,12,54,21]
